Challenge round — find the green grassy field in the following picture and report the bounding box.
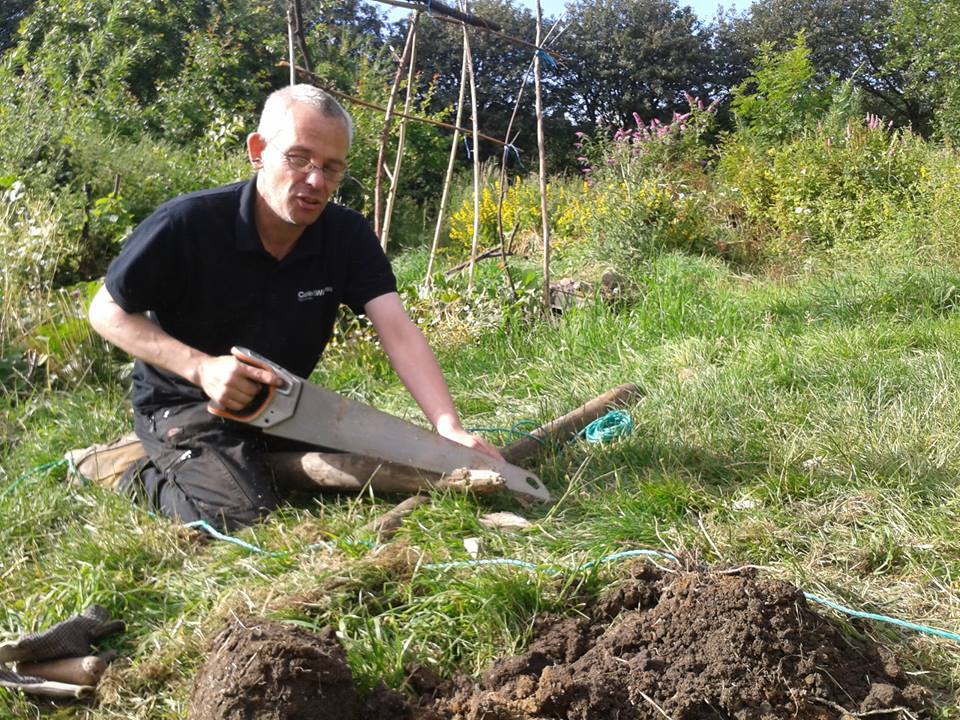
[3,248,960,717]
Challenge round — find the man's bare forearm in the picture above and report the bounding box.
[88,285,281,410]
[365,292,502,459]
[88,284,207,384]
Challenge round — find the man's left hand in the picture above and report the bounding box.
[437,424,504,462]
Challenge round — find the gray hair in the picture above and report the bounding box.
[257,84,353,145]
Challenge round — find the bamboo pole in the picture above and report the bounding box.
[424,32,469,290]
[493,13,565,250]
[372,0,502,31]
[464,6,481,292]
[534,0,551,318]
[381,12,420,253]
[286,0,297,86]
[374,19,417,238]
[373,0,568,62]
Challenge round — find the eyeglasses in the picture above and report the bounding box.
[280,151,347,185]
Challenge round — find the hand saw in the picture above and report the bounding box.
[208,347,550,502]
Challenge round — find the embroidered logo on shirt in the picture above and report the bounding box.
[298,287,334,301]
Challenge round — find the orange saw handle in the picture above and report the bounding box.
[207,347,299,424]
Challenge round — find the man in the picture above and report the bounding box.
[89,84,499,531]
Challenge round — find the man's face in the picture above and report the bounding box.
[247,103,350,232]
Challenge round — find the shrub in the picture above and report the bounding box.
[730,32,831,146]
[716,115,929,256]
[561,95,739,267]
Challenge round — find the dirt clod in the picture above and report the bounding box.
[422,566,929,719]
[188,617,362,720]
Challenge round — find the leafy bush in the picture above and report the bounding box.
[730,32,831,145]
[556,96,739,268]
[716,115,929,256]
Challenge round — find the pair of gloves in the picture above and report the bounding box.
[0,606,123,700]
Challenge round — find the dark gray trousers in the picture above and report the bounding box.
[130,401,280,532]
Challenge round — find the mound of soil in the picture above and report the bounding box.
[422,564,929,719]
[188,617,405,720]
[187,565,929,720]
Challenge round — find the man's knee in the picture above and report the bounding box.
[127,403,281,531]
[162,448,280,531]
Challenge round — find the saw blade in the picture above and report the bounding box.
[262,382,550,502]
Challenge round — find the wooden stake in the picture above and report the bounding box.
[534,0,551,318]
[425,32,469,289]
[291,0,312,74]
[500,384,641,465]
[374,18,417,238]
[381,12,420,252]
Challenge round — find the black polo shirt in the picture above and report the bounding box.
[105,177,397,411]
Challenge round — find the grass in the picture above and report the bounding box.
[3,249,960,717]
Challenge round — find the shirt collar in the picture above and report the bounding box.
[236,175,327,260]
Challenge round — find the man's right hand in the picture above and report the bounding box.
[197,348,282,411]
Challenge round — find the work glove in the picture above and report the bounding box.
[0,606,123,664]
[0,667,95,700]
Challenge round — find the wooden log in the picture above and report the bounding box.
[0,670,95,700]
[71,384,639,494]
[268,452,505,495]
[501,384,641,465]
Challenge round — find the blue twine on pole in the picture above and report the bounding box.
[505,143,523,169]
[421,551,960,645]
[184,519,342,555]
[537,49,557,70]
[803,593,960,643]
[463,137,472,159]
[175,507,960,647]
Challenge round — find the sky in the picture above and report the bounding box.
[509,0,742,22]
[380,1,745,29]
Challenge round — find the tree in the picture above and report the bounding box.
[732,0,925,128]
[730,33,830,144]
[887,0,960,141]
[554,0,715,129]
[0,0,35,51]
